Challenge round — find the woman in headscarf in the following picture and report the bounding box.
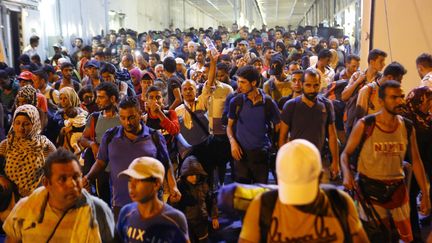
[15,85,48,131]
[0,105,56,201]
[54,87,88,150]
[404,86,432,240]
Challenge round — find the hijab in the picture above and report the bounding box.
[59,86,80,108]
[6,104,46,196]
[405,86,432,130]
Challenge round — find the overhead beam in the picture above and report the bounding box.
[253,0,266,25]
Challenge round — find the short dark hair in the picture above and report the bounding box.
[94,51,106,58]
[146,85,162,97]
[29,35,39,44]
[383,62,407,78]
[100,63,116,74]
[95,81,120,101]
[82,45,93,52]
[219,54,231,62]
[78,85,95,101]
[163,57,176,73]
[367,49,387,63]
[346,54,360,63]
[292,69,304,76]
[42,64,56,74]
[416,53,432,68]
[318,49,332,60]
[31,54,41,63]
[378,80,401,99]
[123,53,134,62]
[249,57,262,65]
[60,62,74,70]
[262,47,273,55]
[236,65,260,85]
[119,96,139,110]
[303,69,321,83]
[196,47,206,54]
[44,148,80,180]
[216,62,230,72]
[32,68,48,81]
[150,53,160,62]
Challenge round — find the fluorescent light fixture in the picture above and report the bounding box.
[206,0,220,11]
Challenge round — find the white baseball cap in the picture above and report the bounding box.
[276,139,322,205]
[118,157,165,182]
[175,57,185,65]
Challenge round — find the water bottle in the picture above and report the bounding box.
[204,37,218,56]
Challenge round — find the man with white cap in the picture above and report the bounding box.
[239,139,368,243]
[237,40,256,64]
[175,57,187,80]
[116,157,189,243]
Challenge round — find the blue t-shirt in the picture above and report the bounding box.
[97,123,170,207]
[117,203,189,243]
[281,95,335,152]
[228,90,280,150]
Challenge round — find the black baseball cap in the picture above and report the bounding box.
[268,54,285,75]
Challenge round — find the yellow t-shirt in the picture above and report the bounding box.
[240,189,363,243]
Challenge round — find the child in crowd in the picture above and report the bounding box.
[63,106,87,154]
[175,155,219,243]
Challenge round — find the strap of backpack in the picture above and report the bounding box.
[323,187,352,243]
[359,114,376,149]
[259,190,278,243]
[105,126,119,146]
[149,128,170,175]
[90,112,101,141]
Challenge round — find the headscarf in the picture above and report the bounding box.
[59,86,80,108]
[129,67,143,85]
[6,104,46,196]
[405,86,432,130]
[15,85,37,107]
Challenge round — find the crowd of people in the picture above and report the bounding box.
[0,23,431,242]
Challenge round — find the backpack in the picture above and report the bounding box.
[325,81,348,131]
[259,185,352,243]
[102,125,170,173]
[349,114,413,170]
[231,92,279,156]
[231,92,276,124]
[344,73,382,134]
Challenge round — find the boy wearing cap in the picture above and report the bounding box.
[237,40,256,64]
[239,139,368,243]
[116,157,189,242]
[81,60,102,88]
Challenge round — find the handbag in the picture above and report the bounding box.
[175,133,193,159]
[358,175,403,203]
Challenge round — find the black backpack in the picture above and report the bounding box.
[259,185,352,243]
[230,92,279,147]
[102,126,170,173]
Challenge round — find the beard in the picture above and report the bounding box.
[99,103,114,111]
[386,105,405,115]
[304,92,318,101]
